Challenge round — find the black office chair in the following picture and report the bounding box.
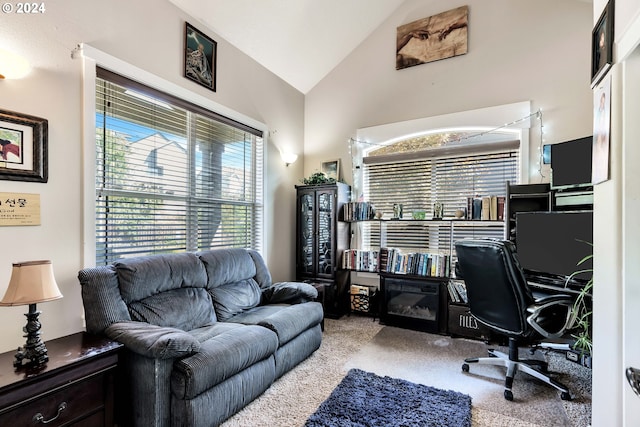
[454,238,574,401]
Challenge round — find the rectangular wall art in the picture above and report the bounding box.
[0,109,48,182]
[396,5,469,70]
[184,22,217,91]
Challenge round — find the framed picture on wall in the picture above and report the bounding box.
[592,74,611,185]
[321,159,341,181]
[591,0,614,88]
[184,22,217,92]
[0,109,48,182]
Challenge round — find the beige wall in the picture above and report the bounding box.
[304,0,593,184]
[0,0,304,353]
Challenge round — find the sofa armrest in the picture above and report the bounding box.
[261,281,318,304]
[105,321,200,359]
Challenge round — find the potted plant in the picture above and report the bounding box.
[566,244,593,360]
[302,172,336,185]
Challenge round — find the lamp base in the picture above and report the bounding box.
[13,303,49,368]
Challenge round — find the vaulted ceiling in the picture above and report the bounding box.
[168,0,405,94]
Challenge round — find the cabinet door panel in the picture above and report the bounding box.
[316,190,335,278]
[298,192,315,276]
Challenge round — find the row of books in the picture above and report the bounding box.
[343,201,376,221]
[342,249,379,272]
[447,280,468,303]
[379,247,450,278]
[466,195,505,221]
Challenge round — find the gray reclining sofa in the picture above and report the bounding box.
[78,248,323,427]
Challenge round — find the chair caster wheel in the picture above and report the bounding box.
[504,389,514,401]
[561,392,572,401]
[462,363,469,372]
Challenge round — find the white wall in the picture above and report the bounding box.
[592,0,640,425]
[0,0,304,353]
[304,0,593,185]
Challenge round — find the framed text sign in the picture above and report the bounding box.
[0,192,41,226]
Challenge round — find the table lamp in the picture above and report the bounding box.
[0,260,63,368]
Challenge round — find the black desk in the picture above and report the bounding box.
[525,272,591,297]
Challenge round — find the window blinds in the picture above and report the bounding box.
[361,150,518,254]
[95,69,263,265]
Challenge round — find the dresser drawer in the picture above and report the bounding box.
[0,373,106,426]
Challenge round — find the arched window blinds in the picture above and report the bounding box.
[360,144,519,253]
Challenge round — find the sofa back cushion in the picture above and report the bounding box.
[210,278,262,321]
[128,287,216,330]
[198,249,263,321]
[114,252,216,330]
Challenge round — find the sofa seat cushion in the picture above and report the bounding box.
[187,321,247,343]
[210,278,262,321]
[171,325,278,399]
[228,302,324,346]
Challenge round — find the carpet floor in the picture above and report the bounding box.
[221,316,592,427]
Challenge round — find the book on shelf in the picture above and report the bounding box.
[379,247,450,278]
[472,197,482,220]
[489,195,498,221]
[452,280,468,303]
[466,194,506,221]
[481,196,491,220]
[343,201,376,221]
[342,249,379,272]
[497,196,506,221]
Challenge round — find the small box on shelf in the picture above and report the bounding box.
[350,284,378,316]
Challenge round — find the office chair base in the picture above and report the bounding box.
[462,348,572,401]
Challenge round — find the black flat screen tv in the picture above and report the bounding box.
[515,211,593,284]
[550,136,593,190]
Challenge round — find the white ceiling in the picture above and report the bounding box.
[169,0,405,94]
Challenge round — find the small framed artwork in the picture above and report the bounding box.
[591,0,614,88]
[0,109,48,182]
[184,22,217,92]
[321,159,341,181]
[592,73,611,185]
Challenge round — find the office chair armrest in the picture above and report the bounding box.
[526,294,574,339]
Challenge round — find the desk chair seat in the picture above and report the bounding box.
[454,239,574,401]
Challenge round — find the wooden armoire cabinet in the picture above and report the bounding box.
[295,182,350,318]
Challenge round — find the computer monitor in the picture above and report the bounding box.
[550,136,593,190]
[515,211,593,284]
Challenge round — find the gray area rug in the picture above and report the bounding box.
[221,316,591,427]
[305,368,471,427]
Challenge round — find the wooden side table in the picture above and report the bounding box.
[0,332,122,426]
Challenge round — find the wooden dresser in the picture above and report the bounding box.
[0,332,122,426]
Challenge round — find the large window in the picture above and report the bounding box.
[95,69,263,265]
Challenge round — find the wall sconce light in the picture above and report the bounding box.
[281,151,298,167]
[0,260,63,367]
[0,48,31,79]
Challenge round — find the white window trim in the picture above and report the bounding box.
[74,43,267,267]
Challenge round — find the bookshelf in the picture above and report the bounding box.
[342,218,505,277]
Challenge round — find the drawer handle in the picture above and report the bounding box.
[33,402,67,424]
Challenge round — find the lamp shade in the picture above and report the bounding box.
[0,260,63,306]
